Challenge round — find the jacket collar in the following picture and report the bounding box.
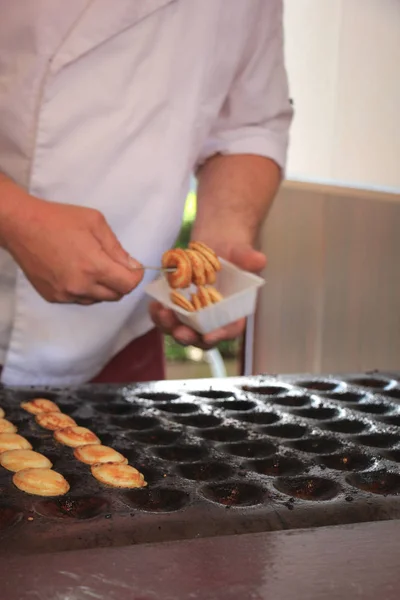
[51,0,178,73]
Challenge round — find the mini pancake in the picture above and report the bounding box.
[162,248,192,289]
[0,407,5,418]
[196,286,213,308]
[74,444,128,465]
[185,249,207,286]
[206,286,224,303]
[0,418,18,434]
[188,241,221,272]
[91,463,147,488]
[0,433,32,453]
[0,449,53,472]
[170,290,195,312]
[191,292,202,311]
[54,426,100,448]
[36,412,76,431]
[202,258,217,285]
[13,468,70,496]
[21,398,61,415]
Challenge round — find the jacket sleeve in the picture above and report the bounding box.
[196,0,293,174]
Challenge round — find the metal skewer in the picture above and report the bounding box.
[131,265,176,273]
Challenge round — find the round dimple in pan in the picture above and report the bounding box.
[130,429,182,446]
[287,437,343,455]
[346,377,391,390]
[317,452,375,472]
[246,455,305,477]
[270,395,310,408]
[237,411,280,425]
[199,427,248,443]
[173,414,223,429]
[378,415,400,427]
[322,419,369,435]
[34,496,110,520]
[294,380,341,392]
[327,391,366,403]
[201,481,268,507]
[75,391,125,404]
[222,440,276,459]
[352,403,393,415]
[123,488,190,512]
[384,450,400,463]
[95,403,139,416]
[155,444,209,463]
[384,389,400,400]
[154,402,199,415]
[109,415,160,430]
[353,433,399,449]
[191,390,235,400]
[274,477,341,501]
[293,407,340,420]
[177,462,234,482]
[135,392,181,402]
[261,424,308,439]
[213,400,257,412]
[241,385,288,396]
[346,471,400,495]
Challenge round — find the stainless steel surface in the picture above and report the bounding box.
[1,519,399,600]
[254,181,400,374]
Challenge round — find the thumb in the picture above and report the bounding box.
[230,244,267,274]
[96,220,142,272]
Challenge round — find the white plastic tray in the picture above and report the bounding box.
[145,258,265,335]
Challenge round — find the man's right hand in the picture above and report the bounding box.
[0,176,143,305]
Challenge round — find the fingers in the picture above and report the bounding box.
[91,212,140,273]
[149,302,181,333]
[149,301,245,350]
[77,285,123,304]
[97,253,144,295]
[230,245,267,274]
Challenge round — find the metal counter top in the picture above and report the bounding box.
[2,519,399,600]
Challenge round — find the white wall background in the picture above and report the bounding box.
[283,0,400,190]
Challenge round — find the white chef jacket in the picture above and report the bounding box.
[0,0,292,386]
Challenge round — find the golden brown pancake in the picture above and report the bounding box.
[0,433,32,453]
[0,418,17,434]
[0,449,53,472]
[0,407,5,418]
[13,468,70,496]
[36,412,76,431]
[54,426,100,448]
[91,463,147,488]
[21,398,61,415]
[74,444,128,466]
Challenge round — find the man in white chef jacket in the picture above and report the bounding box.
[0,0,293,387]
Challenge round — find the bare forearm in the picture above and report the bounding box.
[0,173,33,249]
[192,154,281,247]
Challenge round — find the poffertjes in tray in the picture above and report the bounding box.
[0,397,148,496]
[0,449,53,472]
[13,467,70,496]
[162,241,224,313]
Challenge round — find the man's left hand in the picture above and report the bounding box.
[149,242,266,350]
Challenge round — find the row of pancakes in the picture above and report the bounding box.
[0,398,147,497]
[162,242,224,313]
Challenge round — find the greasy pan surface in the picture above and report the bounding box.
[0,372,400,555]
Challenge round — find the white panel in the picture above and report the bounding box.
[253,182,400,375]
[283,0,400,189]
[332,0,400,189]
[284,0,343,180]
